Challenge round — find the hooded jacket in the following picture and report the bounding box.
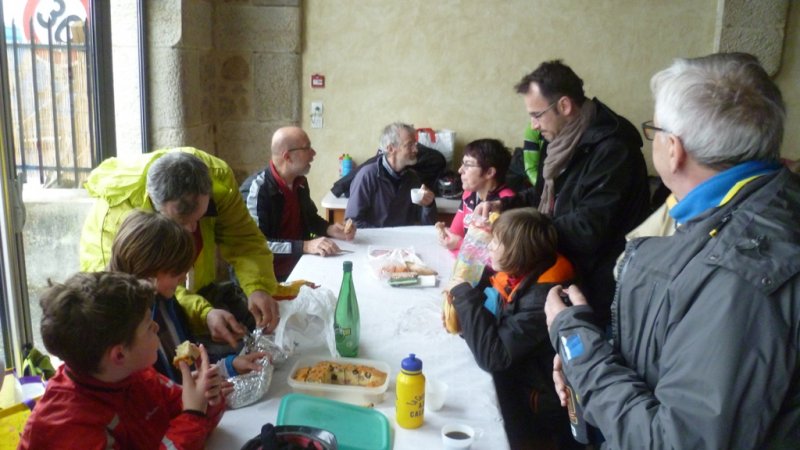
[503,98,650,325]
[79,147,277,334]
[452,255,577,445]
[549,168,800,448]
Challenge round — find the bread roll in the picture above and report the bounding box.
[173,341,200,367]
[406,262,437,276]
[442,291,460,334]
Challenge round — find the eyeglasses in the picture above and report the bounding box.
[460,161,480,169]
[530,101,557,120]
[399,140,416,151]
[641,121,671,141]
[288,145,314,152]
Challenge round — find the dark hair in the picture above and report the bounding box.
[146,151,212,217]
[109,210,195,278]
[39,272,155,375]
[515,59,586,106]
[463,139,512,184]
[491,208,557,277]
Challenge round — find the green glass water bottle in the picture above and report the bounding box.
[334,261,360,357]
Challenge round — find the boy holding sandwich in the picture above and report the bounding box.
[19,272,225,450]
[108,210,265,382]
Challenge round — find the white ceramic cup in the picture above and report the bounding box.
[441,423,475,449]
[410,188,424,204]
[426,379,448,411]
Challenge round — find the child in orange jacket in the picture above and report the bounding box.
[448,208,582,449]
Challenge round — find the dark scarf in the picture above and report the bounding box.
[539,100,596,215]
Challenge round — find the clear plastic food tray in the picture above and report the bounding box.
[287,356,391,405]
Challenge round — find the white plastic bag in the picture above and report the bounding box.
[273,285,338,357]
[416,128,455,165]
[366,246,423,280]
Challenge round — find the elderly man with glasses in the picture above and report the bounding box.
[477,60,651,327]
[345,122,438,228]
[240,126,356,280]
[545,52,800,448]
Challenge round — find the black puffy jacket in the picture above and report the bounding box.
[503,98,650,325]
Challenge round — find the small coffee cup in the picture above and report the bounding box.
[410,188,424,205]
[441,423,475,449]
[426,379,448,411]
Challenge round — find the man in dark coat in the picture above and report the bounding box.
[477,60,651,325]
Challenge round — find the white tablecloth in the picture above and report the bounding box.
[207,226,509,450]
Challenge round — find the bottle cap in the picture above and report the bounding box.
[343,261,353,271]
[401,353,422,372]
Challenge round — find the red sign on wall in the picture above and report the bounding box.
[311,74,325,89]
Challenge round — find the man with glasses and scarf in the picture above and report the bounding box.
[477,60,651,327]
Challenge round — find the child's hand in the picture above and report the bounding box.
[233,351,266,375]
[179,344,221,413]
[446,277,467,293]
[473,200,501,219]
[221,379,234,399]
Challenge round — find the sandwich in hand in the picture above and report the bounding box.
[173,341,200,368]
[442,291,460,334]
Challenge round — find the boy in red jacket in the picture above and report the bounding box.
[19,272,225,450]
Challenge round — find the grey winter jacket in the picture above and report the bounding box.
[549,168,800,449]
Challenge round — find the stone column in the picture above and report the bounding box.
[146,0,302,181]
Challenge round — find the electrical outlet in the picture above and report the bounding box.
[310,101,324,128]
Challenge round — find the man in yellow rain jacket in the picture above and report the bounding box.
[80,147,279,347]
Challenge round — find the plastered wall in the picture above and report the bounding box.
[301,0,800,208]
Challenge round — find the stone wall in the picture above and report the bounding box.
[147,0,302,182]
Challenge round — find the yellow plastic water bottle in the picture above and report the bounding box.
[395,353,425,429]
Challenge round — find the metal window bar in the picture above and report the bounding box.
[84,20,96,169]
[6,18,96,188]
[27,19,44,185]
[46,20,62,186]
[66,27,79,183]
[10,25,25,184]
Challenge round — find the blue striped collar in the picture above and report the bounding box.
[669,160,780,224]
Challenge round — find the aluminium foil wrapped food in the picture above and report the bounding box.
[225,328,284,409]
